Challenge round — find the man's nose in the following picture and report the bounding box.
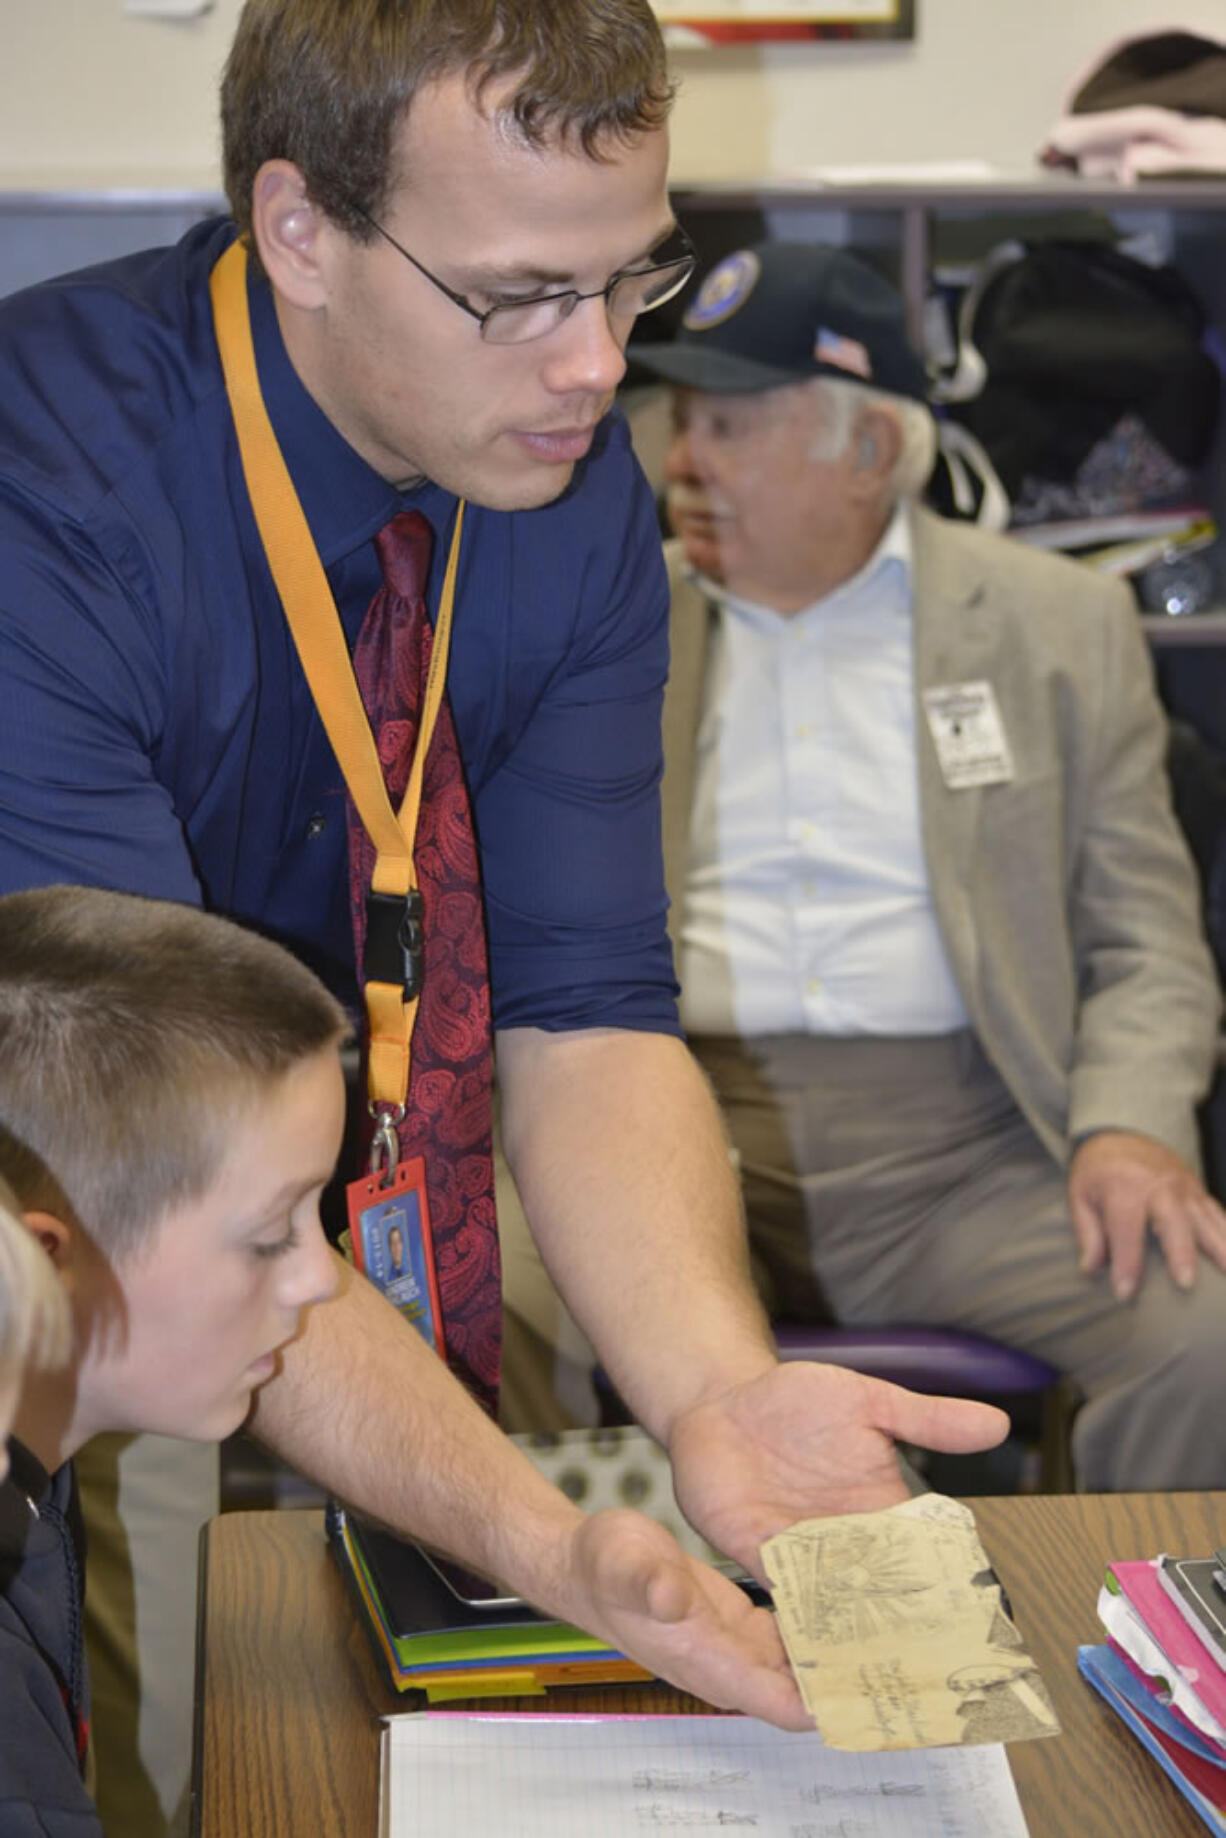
[664,424,701,484]
[540,296,628,398]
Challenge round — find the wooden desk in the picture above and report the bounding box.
[194,1492,1226,1838]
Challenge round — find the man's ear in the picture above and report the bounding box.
[249,159,333,312]
[849,404,902,497]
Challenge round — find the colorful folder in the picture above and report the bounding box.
[1082,1551,1226,1833]
[326,1500,652,1700]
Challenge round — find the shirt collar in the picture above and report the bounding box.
[690,500,912,634]
[1,1438,50,1545]
[247,261,456,566]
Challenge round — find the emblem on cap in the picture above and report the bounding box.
[683,249,761,332]
[815,326,872,379]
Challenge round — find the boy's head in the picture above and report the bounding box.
[0,887,349,1454]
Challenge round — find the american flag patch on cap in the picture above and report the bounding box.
[815,327,871,379]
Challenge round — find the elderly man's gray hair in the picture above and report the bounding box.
[808,377,938,500]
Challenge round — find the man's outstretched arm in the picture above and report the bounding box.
[247,1253,809,1727]
[497,1024,1009,1573]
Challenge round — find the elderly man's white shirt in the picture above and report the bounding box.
[677,506,969,1039]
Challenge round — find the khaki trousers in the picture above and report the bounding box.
[75,1432,218,1838]
[500,1030,1226,1491]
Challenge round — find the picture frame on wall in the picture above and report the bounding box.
[654,0,915,46]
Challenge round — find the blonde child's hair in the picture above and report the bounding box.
[0,1173,70,1383]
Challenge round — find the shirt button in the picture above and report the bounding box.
[795,723,811,741]
[801,878,817,897]
[807,976,821,995]
[305,813,328,840]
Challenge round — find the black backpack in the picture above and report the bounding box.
[935,240,1220,503]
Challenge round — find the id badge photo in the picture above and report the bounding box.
[347,1154,446,1359]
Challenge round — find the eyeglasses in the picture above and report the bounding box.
[354,208,696,346]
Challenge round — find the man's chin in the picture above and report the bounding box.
[679,533,727,582]
[475,459,578,514]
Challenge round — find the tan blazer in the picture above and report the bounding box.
[662,506,1220,1168]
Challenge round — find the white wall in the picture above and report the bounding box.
[667,2,1226,181]
[1,1,1224,190]
[3,0,240,189]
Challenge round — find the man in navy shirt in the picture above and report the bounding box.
[0,3,1005,1831]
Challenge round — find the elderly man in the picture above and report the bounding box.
[500,239,1226,1492]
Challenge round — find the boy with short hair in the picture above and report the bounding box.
[0,886,847,1833]
[0,884,348,1833]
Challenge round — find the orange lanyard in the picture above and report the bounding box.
[209,237,466,1116]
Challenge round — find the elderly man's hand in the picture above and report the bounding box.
[665,1362,1009,1583]
[568,1509,811,1729]
[1069,1130,1226,1302]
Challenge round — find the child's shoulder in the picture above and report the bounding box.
[0,1450,102,1835]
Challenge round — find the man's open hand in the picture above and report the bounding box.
[666,1361,1009,1580]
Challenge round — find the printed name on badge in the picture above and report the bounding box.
[922,681,1014,790]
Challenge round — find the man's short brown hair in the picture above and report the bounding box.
[221,0,675,241]
[0,887,347,1262]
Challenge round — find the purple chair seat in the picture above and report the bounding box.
[772,1323,1059,1398]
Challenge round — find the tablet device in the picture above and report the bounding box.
[420,1544,766,1611]
[1158,1555,1226,1663]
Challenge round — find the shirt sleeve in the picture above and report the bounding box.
[0,485,203,903]
[476,431,680,1036]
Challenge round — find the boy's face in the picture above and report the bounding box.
[78,1046,344,1444]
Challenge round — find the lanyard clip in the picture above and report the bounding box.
[368,1101,404,1186]
[365,888,425,999]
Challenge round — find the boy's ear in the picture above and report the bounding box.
[21,1211,74,1276]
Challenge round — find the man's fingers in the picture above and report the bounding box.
[1149,1198,1201,1291]
[642,1558,699,1626]
[574,1511,815,1731]
[1094,1188,1148,1302]
[728,1670,814,1732]
[1068,1190,1106,1276]
[876,1385,1010,1456]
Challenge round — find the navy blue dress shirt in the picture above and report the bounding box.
[0,217,679,1032]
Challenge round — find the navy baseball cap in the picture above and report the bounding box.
[633,241,929,401]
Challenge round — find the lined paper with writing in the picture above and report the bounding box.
[380,1713,1029,1835]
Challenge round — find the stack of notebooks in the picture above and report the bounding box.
[326,1500,653,1700]
[326,1425,751,1702]
[1079,1550,1226,1831]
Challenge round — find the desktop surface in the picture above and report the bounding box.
[193,1491,1226,1838]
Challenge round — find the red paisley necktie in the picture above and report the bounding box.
[346,509,501,1413]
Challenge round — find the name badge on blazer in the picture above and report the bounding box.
[922,680,1015,790]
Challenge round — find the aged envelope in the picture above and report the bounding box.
[762,1494,1061,1751]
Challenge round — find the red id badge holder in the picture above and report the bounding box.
[347,1110,446,1361]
